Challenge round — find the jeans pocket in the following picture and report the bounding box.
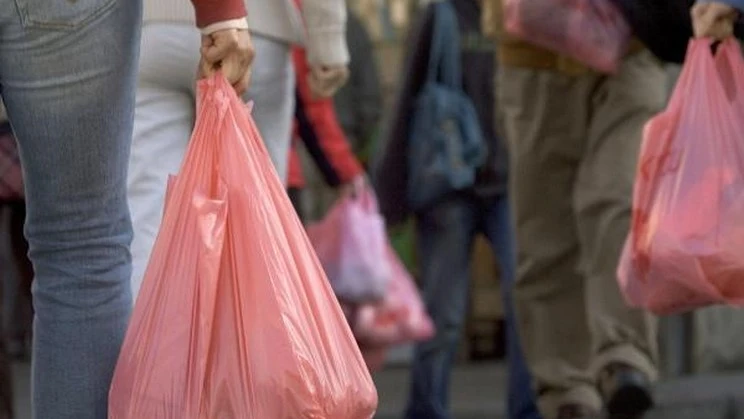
[13,0,117,30]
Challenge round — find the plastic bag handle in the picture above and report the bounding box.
[630,40,706,258]
[713,38,744,102]
[351,182,380,214]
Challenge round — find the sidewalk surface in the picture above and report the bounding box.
[9,361,744,419]
[373,362,744,419]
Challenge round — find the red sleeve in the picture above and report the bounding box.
[292,48,363,187]
[287,129,306,189]
[191,0,247,28]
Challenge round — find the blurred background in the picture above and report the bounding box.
[4,1,744,418]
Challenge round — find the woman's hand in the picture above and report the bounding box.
[692,2,738,40]
[198,28,255,94]
[308,65,350,99]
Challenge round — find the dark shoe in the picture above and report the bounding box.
[556,404,599,419]
[598,363,654,419]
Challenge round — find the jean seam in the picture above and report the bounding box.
[14,0,117,31]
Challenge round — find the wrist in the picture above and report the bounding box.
[201,18,249,36]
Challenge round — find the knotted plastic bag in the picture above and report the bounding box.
[306,184,390,303]
[108,74,378,419]
[618,39,744,315]
[339,243,434,373]
[352,244,434,347]
[502,0,631,73]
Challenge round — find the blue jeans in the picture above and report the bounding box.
[0,1,141,418]
[406,194,541,419]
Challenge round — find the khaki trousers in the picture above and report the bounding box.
[497,50,667,417]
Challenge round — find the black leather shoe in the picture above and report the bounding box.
[598,363,654,419]
[555,404,599,419]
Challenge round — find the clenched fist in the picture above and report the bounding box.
[691,2,738,40]
[308,65,350,98]
[199,28,255,94]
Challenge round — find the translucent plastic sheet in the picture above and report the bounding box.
[109,75,377,419]
[503,0,631,73]
[618,39,744,315]
[341,243,434,373]
[306,185,390,303]
[352,244,434,348]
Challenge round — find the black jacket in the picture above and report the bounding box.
[333,11,382,155]
[612,0,744,63]
[373,0,507,225]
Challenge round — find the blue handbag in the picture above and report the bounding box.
[407,1,486,211]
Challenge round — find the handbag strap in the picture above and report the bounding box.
[425,1,463,89]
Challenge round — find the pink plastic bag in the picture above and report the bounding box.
[351,244,435,347]
[306,185,390,303]
[503,0,631,73]
[109,75,377,419]
[618,39,744,315]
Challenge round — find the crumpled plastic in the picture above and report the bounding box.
[340,243,435,373]
[108,74,378,419]
[306,184,390,303]
[618,39,744,315]
[503,0,631,73]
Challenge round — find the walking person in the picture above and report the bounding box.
[128,0,351,300]
[333,6,383,159]
[485,0,665,417]
[374,1,540,418]
[0,0,253,417]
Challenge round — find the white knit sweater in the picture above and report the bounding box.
[143,0,349,65]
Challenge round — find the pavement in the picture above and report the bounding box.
[9,360,744,419]
[373,362,744,419]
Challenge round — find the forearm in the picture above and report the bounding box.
[302,0,350,65]
[191,0,247,30]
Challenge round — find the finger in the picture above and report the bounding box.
[233,68,251,95]
[203,43,230,65]
[313,72,339,97]
[201,34,214,49]
[714,23,735,39]
[307,74,324,99]
[219,57,240,85]
[691,3,709,19]
[694,11,718,37]
[197,59,216,80]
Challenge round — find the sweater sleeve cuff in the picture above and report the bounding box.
[200,18,250,35]
[305,29,350,66]
[192,0,247,29]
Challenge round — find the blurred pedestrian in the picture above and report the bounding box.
[486,0,665,417]
[333,7,383,161]
[128,0,351,300]
[374,1,540,418]
[288,47,366,222]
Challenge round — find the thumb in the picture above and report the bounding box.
[198,58,216,80]
[201,35,230,64]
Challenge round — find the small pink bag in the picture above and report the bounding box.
[351,244,435,348]
[503,0,631,73]
[307,185,390,303]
